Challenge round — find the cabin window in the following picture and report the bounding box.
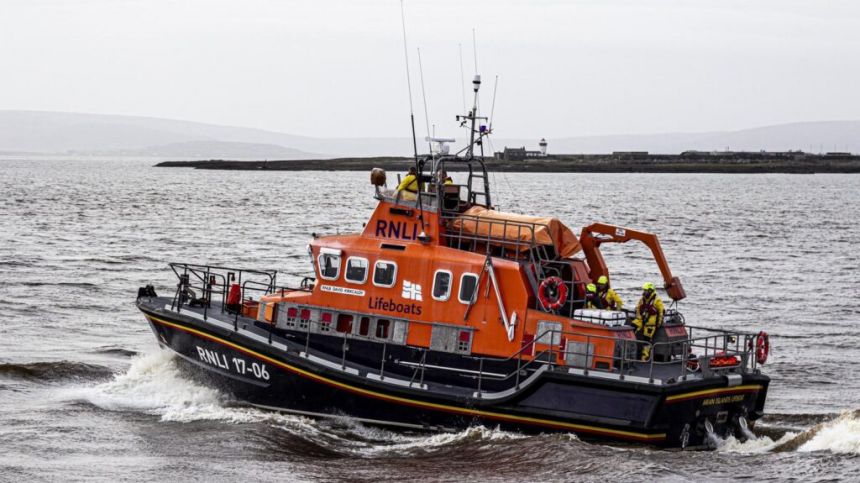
[458,273,480,304]
[432,270,453,301]
[430,325,472,354]
[279,305,298,329]
[536,320,562,346]
[320,312,333,332]
[299,308,316,330]
[317,250,341,280]
[345,257,369,284]
[373,260,397,288]
[457,330,473,353]
[392,320,408,344]
[565,340,595,368]
[357,316,372,337]
[336,313,354,333]
[375,318,391,339]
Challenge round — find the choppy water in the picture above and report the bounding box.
[1,159,859,481]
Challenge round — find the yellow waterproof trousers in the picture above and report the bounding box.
[632,316,658,360]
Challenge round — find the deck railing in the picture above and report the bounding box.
[199,297,760,392]
[163,267,759,393]
[441,212,554,264]
[168,262,313,330]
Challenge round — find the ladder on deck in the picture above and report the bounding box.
[467,166,492,208]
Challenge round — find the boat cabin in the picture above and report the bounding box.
[256,155,686,371]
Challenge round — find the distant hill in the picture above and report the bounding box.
[81,140,317,159]
[0,110,321,160]
[0,110,858,158]
[529,121,860,154]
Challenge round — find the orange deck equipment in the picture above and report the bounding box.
[450,206,582,258]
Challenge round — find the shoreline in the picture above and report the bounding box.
[155,153,860,173]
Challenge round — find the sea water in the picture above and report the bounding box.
[1,159,859,481]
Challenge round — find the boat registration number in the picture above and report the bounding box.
[195,346,271,381]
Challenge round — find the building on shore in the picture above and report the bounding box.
[494,138,549,161]
[612,151,649,160]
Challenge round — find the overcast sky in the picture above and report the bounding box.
[2,0,859,140]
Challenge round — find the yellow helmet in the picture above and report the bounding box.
[586,283,597,293]
[642,282,656,291]
[597,275,608,285]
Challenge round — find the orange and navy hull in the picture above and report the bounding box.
[138,299,769,448]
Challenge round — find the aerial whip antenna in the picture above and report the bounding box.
[417,47,433,156]
[398,0,426,230]
[458,43,467,112]
[472,29,481,116]
[399,1,418,161]
[472,28,478,75]
[489,75,499,131]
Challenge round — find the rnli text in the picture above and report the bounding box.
[195,346,270,381]
[375,220,419,240]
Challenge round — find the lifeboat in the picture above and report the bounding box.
[135,81,770,449]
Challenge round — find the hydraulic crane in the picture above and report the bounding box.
[579,223,687,301]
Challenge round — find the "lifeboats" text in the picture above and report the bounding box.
[368,296,423,315]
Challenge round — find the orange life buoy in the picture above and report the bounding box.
[538,276,567,310]
[755,331,769,365]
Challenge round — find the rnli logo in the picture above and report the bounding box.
[401,280,423,301]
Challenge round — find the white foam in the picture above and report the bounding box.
[59,349,561,455]
[305,419,528,456]
[59,349,302,424]
[357,425,528,455]
[716,432,797,454]
[798,411,860,454]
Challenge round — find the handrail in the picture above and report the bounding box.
[170,292,758,394]
[168,262,280,328]
[442,211,552,253]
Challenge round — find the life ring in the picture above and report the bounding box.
[538,276,567,310]
[755,331,769,365]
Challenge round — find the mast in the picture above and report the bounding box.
[398,0,426,231]
[467,74,481,159]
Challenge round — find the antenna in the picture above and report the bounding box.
[489,75,499,131]
[467,73,481,158]
[417,47,432,156]
[458,43,466,112]
[472,29,481,116]
[472,28,478,75]
[398,0,425,229]
[399,1,418,161]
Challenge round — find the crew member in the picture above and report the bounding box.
[596,275,623,310]
[438,169,454,185]
[397,167,421,200]
[631,282,664,361]
[584,283,603,309]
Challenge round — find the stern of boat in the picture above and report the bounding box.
[657,373,770,448]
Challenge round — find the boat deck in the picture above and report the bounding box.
[143,297,728,403]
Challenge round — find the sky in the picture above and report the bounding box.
[2,0,859,140]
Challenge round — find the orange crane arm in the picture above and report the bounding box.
[578,223,686,301]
